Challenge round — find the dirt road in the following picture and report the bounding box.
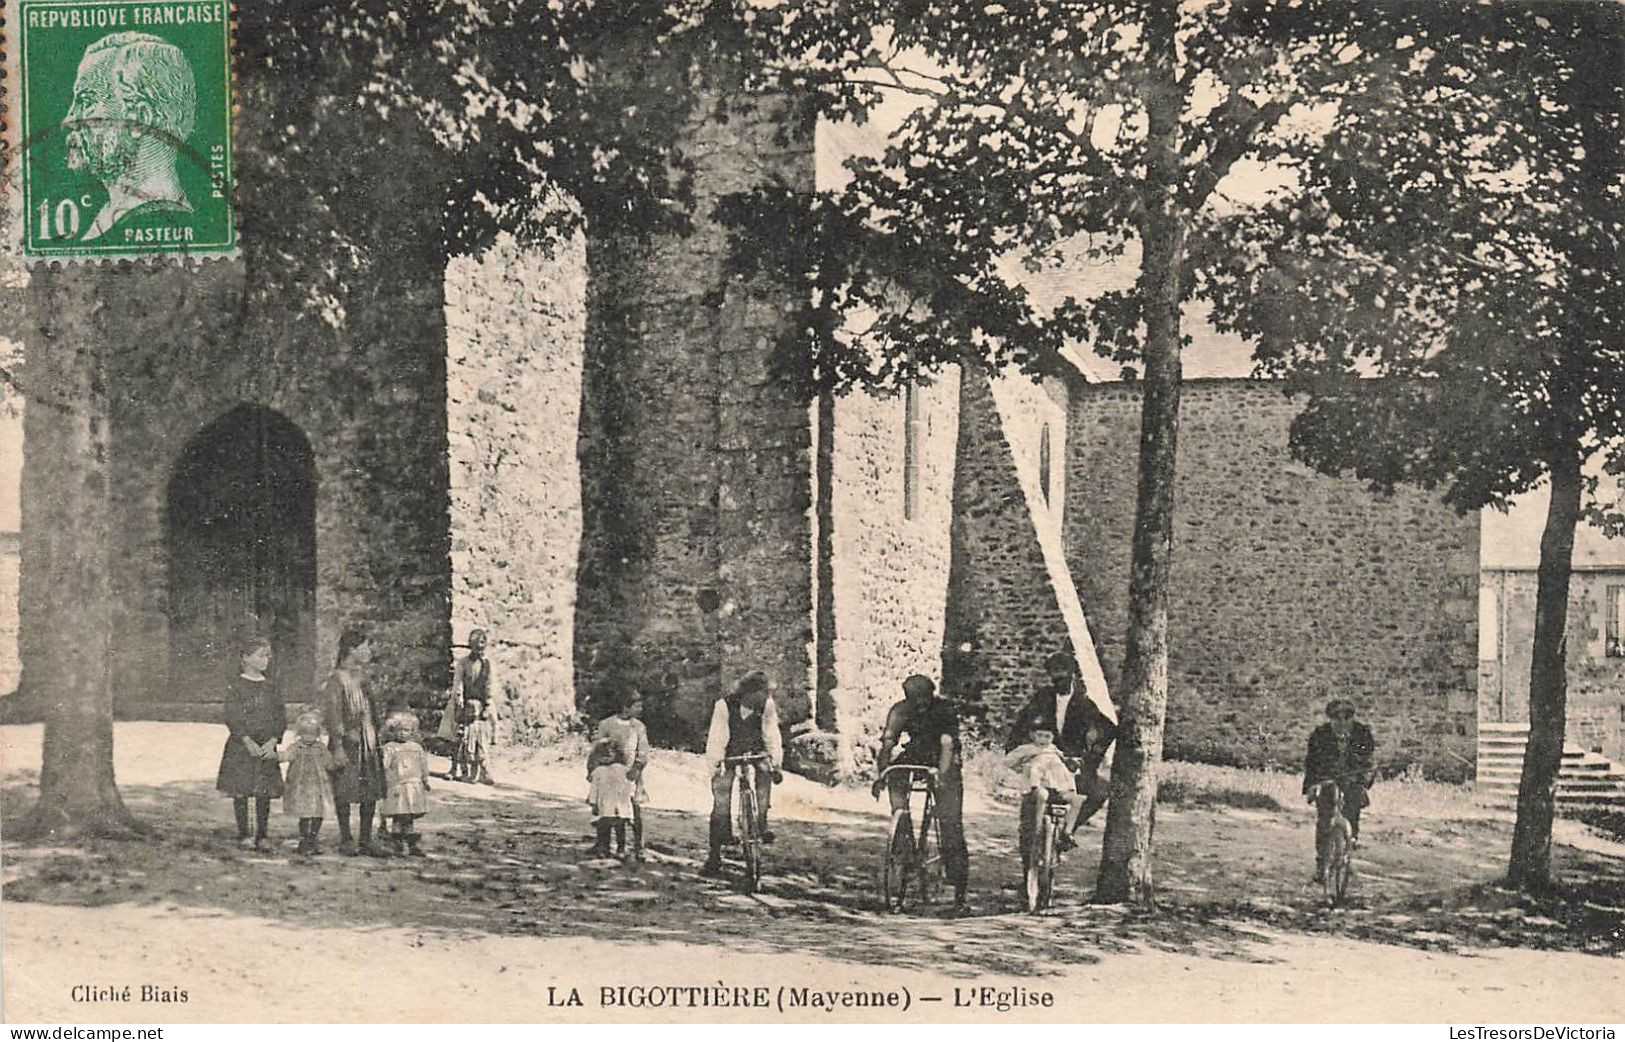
[3,724,1621,1023]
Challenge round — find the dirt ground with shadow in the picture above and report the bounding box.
[2,723,1621,1023]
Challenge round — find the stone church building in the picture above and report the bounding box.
[11,18,1480,779]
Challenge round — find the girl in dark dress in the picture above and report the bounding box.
[322,627,387,856]
[215,637,287,851]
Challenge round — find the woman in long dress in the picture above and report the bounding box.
[321,627,387,856]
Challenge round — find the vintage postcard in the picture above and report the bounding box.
[0,0,1621,1028]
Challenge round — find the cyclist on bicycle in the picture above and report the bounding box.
[701,671,783,878]
[1005,723,1088,854]
[1303,698,1375,882]
[1005,651,1116,854]
[872,674,969,913]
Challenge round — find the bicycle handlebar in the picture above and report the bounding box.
[877,764,938,784]
[879,764,937,775]
[721,753,774,766]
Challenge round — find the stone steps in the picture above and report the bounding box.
[1476,723,1625,807]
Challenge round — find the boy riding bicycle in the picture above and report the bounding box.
[701,672,784,878]
[1004,724,1088,854]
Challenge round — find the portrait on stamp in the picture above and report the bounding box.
[65,32,197,242]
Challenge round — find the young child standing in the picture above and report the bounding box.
[586,736,635,858]
[281,711,338,855]
[460,700,495,785]
[381,713,431,856]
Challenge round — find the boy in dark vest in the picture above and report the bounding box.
[701,671,784,877]
[438,629,492,779]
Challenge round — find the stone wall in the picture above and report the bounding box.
[18,9,455,720]
[1481,569,1625,762]
[574,67,817,747]
[445,233,588,742]
[943,371,1088,739]
[1066,379,1480,779]
[823,372,959,767]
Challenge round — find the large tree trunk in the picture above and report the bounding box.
[1506,447,1581,891]
[1095,0,1184,907]
[20,272,138,841]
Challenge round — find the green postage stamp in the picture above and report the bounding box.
[8,0,236,262]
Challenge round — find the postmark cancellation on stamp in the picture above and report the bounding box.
[6,0,236,262]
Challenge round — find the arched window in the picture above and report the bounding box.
[1039,423,1053,506]
[903,384,922,520]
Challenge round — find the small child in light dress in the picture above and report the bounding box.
[460,700,495,785]
[281,710,339,856]
[586,736,635,858]
[1004,723,1086,852]
[381,712,431,857]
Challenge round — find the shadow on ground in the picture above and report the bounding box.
[3,771,1622,979]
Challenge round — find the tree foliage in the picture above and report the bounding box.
[1204,1,1623,890]
[716,0,1622,898]
[1210,3,1623,516]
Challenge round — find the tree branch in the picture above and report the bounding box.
[1183,94,1289,212]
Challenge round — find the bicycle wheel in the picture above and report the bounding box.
[1024,798,1055,913]
[915,794,944,908]
[882,809,912,912]
[739,782,762,894]
[1330,840,1354,906]
[1322,831,1348,907]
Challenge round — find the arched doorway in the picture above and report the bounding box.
[166,406,316,711]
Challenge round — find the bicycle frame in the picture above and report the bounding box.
[1310,779,1355,906]
[722,753,773,893]
[878,764,944,913]
[1024,789,1070,913]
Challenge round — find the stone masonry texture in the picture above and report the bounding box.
[1066,379,1480,780]
[445,233,589,743]
[18,6,454,721]
[1481,569,1625,762]
[942,370,1080,742]
[824,371,960,770]
[573,63,817,748]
